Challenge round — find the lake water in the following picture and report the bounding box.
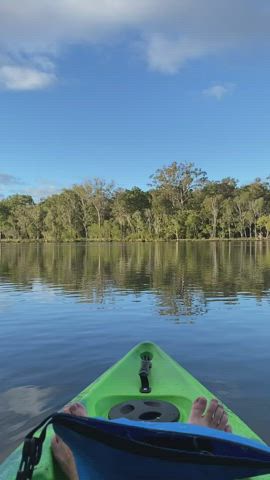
[1,241,270,462]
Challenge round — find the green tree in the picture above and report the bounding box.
[221,199,234,238]
[150,162,207,211]
[1,163,270,242]
[112,187,149,238]
[203,195,223,238]
[73,184,95,238]
[89,178,114,232]
[257,215,270,237]
[3,195,34,239]
[234,191,249,238]
[0,201,9,239]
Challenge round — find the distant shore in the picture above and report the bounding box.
[1,164,270,243]
[1,238,270,244]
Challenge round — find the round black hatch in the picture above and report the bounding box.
[108,399,180,422]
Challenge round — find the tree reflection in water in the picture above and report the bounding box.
[1,241,270,320]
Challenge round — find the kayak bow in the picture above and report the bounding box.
[1,342,270,480]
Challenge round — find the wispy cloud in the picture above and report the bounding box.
[0,175,62,201]
[23,184,61,201]
[22,177,64,201]
[0,1,269,80]
[0,173,23,199]
[0,173,22,185]
[145,35,220,74]
[0,65,56,91]
[203,83,235,100]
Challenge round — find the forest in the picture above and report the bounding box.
[1,162,270,241]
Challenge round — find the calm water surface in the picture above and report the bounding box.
[1,241,270,461]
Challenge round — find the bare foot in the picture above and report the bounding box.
[188,397,232,432]
[63,402,87,417]
[51,402,87,480]
[51,435,79,480]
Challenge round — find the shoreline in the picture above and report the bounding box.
[1,237,270,244]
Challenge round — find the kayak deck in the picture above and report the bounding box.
[1,342,270,480]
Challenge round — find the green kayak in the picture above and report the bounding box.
[1,342,270,480]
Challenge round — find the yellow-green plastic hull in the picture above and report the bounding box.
[1,342,269,480]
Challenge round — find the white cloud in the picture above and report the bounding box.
[20,178,62,200]
[203,83,235,100]
[0,175,62,200]
[0,65,56,90]
[0,0,269,79]
[24,185,61,201]
[145,35,220,73]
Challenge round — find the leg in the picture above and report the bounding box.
[51,403,87,480]
[51,435,79,480]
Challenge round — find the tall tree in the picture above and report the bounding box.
[150,162,207,211]
[90,179,114,231]
[112,187,149,237]
[203,195,223,238]
[221,199,234,238]
[0,201,9,239]
[72,184,95,238]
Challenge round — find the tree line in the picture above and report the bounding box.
[1,162,270,241]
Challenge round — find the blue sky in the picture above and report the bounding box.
[0,0,270,200]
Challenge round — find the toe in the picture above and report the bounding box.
[193,397,207,413]
[205,399,219,424]
[225,424,232,433]
[189,397,207,421]
[216,410,228,430]
[63,404,72,414]
[212,404,225,428]
[63,402,87,417]
[69,404,77,414]
[70,402,87,416]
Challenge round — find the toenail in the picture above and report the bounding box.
[217,411,224,424]
[196,397,205,404]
